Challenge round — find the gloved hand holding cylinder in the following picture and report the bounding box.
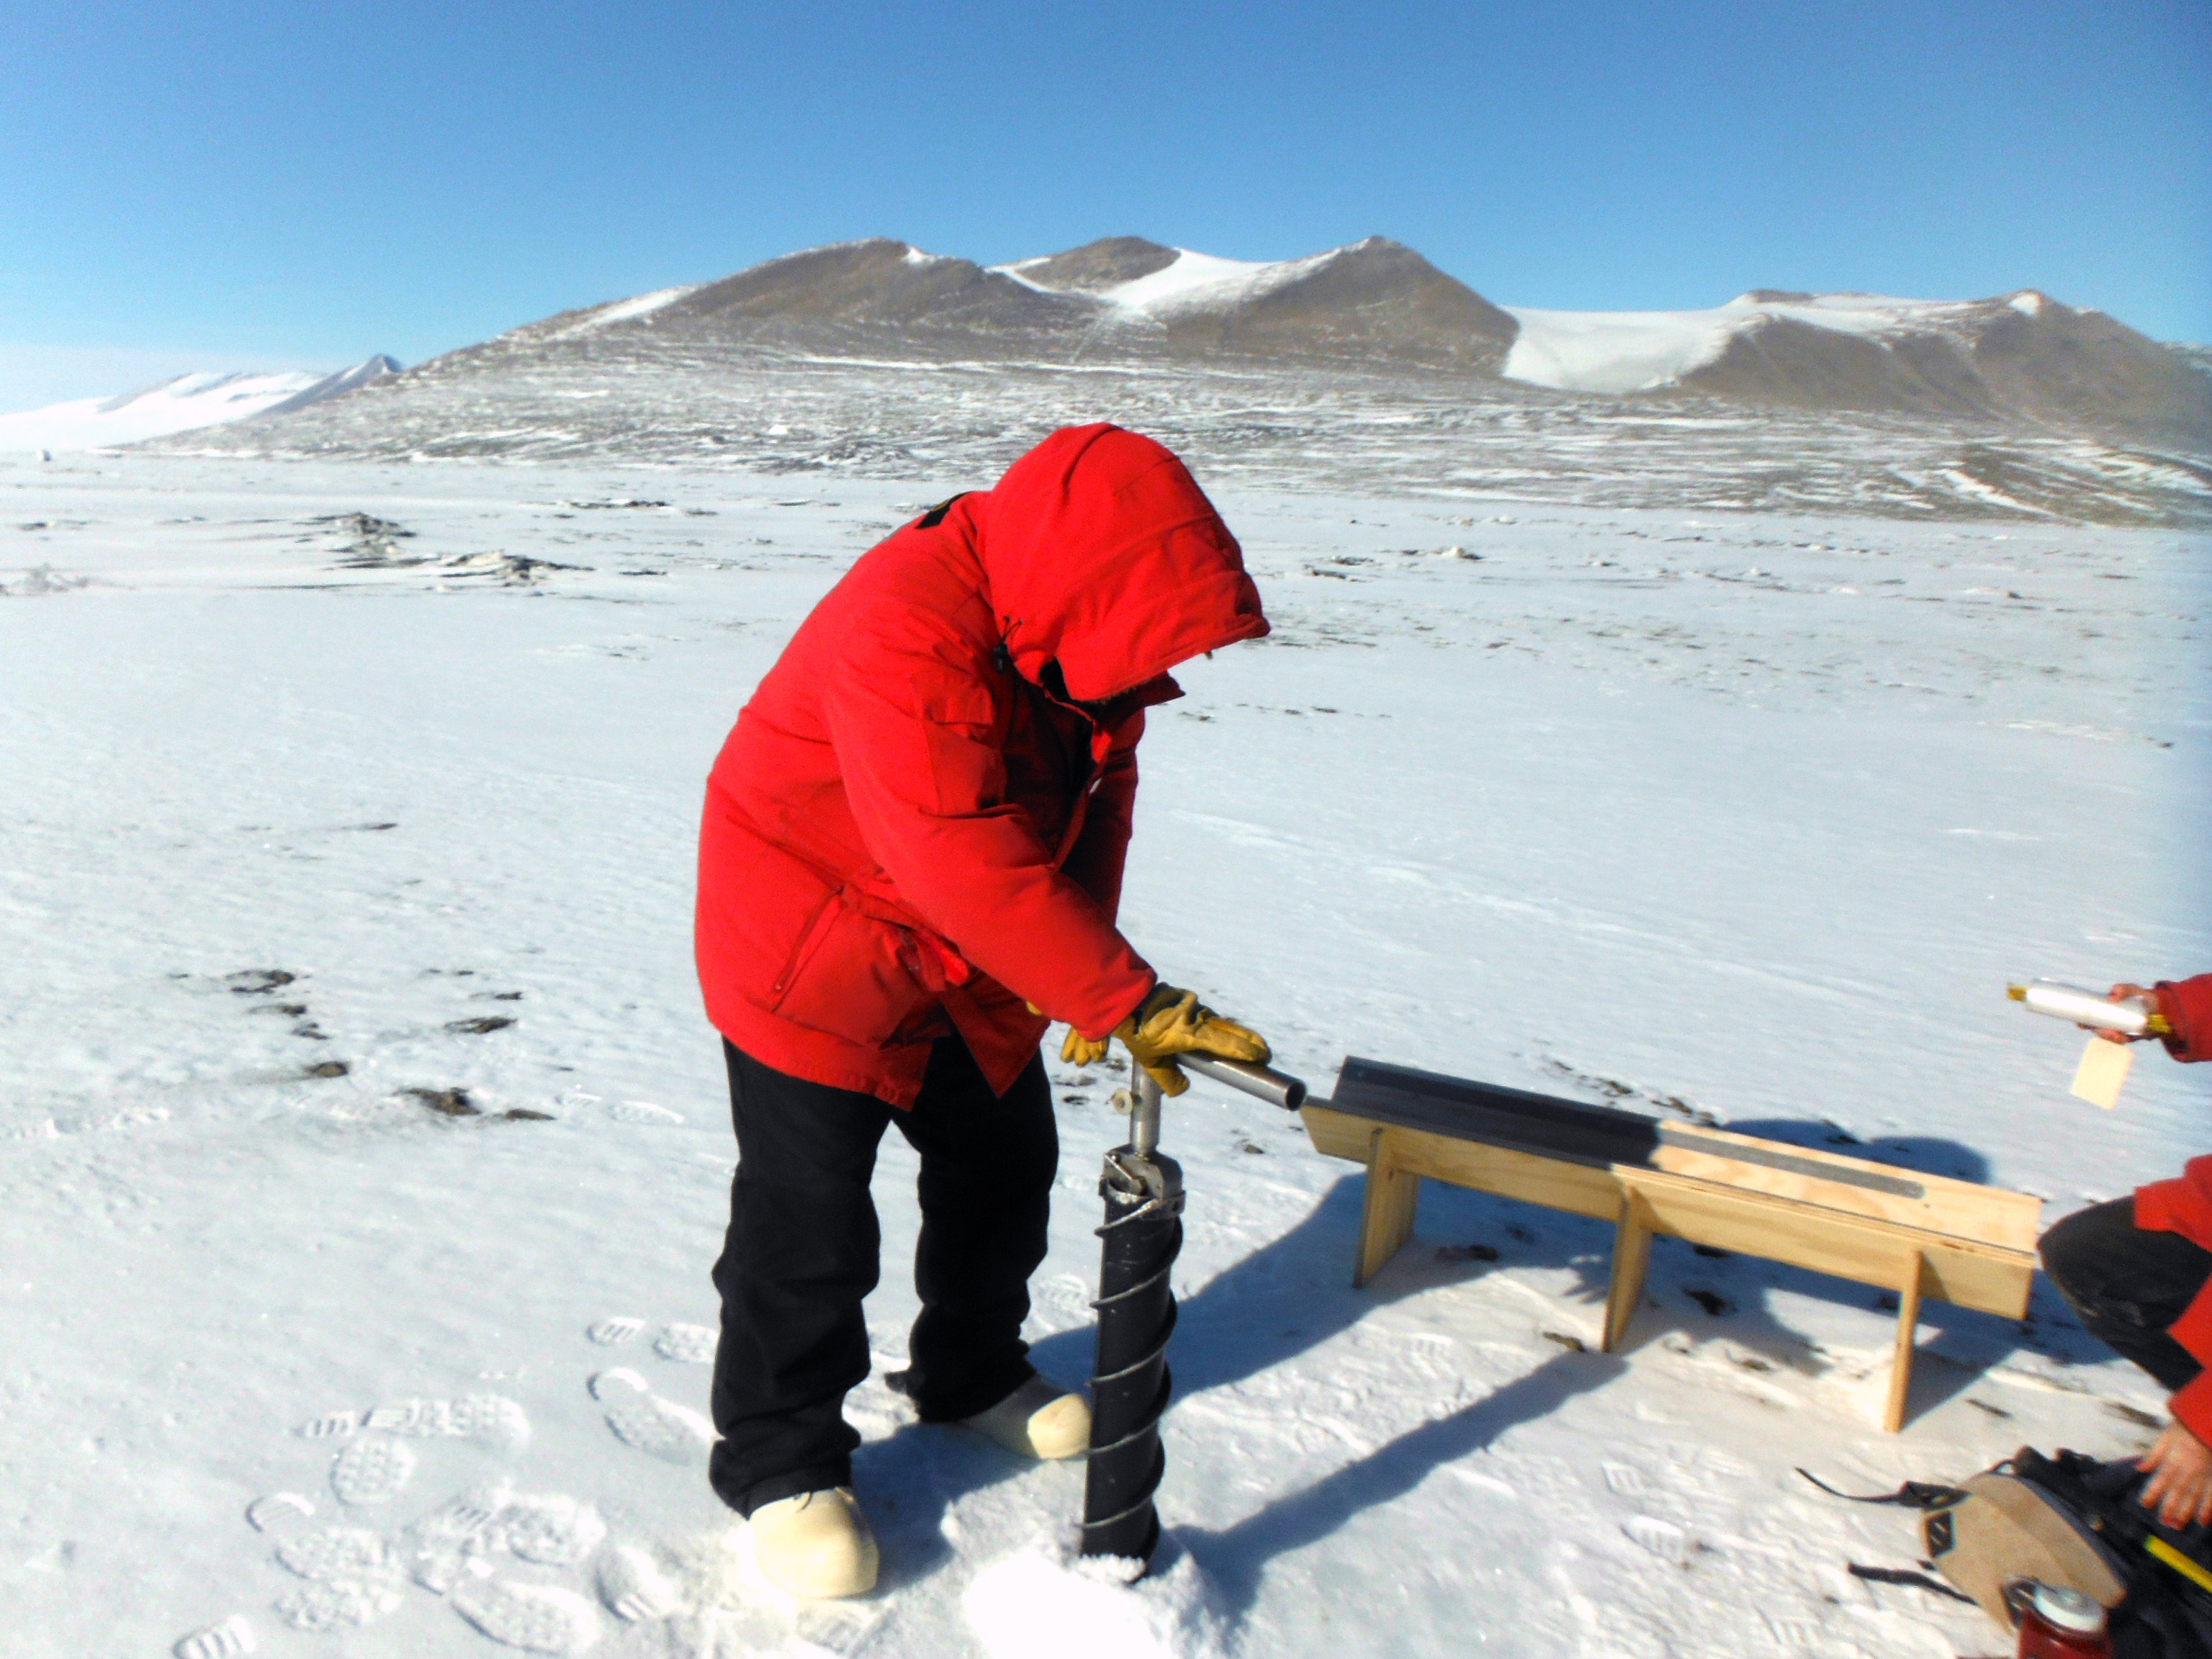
[2010,980,2174,1038]
[1115,982,1273,1095]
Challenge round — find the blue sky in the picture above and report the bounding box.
[1,0,2206,409]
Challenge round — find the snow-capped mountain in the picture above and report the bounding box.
[503,235,1511,372]
[475,237,2206,436]
[139,240,2210,525]
[0,355,399,452]
[992,235,1519,369]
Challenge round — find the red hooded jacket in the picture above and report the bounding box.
[695,426,1269,1107]
[2126,974,2212,1435]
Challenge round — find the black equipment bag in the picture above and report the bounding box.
[1984,1449,2212,1659]
[1804,1447,2212,1656]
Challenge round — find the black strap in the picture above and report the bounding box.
[1847,1563,1978,1605]
[1797,1467,1965,1510]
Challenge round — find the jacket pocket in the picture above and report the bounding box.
[771,889,932,1048]
[769,888,841,1002]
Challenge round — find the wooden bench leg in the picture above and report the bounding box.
[1602,1185,1655,1352]
[1353,1127,1422,1288]
[1884,1248,1925,1433]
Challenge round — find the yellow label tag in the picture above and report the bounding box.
[2072,1037,2133,1109]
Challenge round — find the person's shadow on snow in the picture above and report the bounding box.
[1177,1348,1624,1617]
[1046,1121,2046,1427]
[857,1173,1460,1581]
[1033,1123,2017,1406]
[855,1177,1624,1590]
[1028,1172,1398,1398]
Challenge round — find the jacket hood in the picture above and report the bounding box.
[974,425,1269,702]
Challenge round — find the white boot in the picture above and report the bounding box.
[962,1375,1091,1460]
[748,1488,878,1599]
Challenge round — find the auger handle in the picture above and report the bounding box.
[1179,1053,1308,1111]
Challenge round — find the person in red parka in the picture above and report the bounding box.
[694,425,1274,1596]
[2039,974,2212,1529]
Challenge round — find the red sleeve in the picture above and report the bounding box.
[1061,711,1141,922]
[2134,1157,2212,1253]
[2153,975,2212,1062]
[821,623,1155,1040]
[2133,1158,2212,1437]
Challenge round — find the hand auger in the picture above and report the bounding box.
[1079,1053,1308,1568]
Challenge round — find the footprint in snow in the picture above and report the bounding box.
[597,1543,685,1622]
[273,1526,405,1632]
[397,1482,511,1593]
[1601,1461,1649,1496]
[294,1391,529,1450]
[606,1100,683,1125]
[277,1525,392,1585]
[26,1105,174,1138]
[275,1574,404,1634]
[446,1393,533,1448]
[451,1577,601,1655]
[364,1391,532,1452]
[590,1368,716,1465]
[171,1616,256,1659]
[329,1435,415,1506]
[587,1316,644,1344]
[1623,1515,1693,1564]
[1764,1612,1823,1650]
[246,1492,315,1532]
[654,1322,716,1364]
[258,1385,665,1650]
[499,1494,606,1568]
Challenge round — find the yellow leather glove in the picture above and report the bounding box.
[1030,999,1110,1067]
[1114,983,1271,1097]
[1060,1026,1112,1067]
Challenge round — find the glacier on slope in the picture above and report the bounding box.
[0,355,399,452]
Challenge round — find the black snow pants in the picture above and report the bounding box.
[708,1035,1058,1517]
[2041,1197,2212,1394]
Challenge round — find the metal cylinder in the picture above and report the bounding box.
[1080,1144,1183,1566]
[1179,1053,1309,1110]
[2013,980,2155,1036]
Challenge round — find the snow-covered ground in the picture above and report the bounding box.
[1,451,2206,1659]
[0,359,397,454]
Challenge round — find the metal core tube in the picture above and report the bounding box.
[2010,980,2167,1037]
